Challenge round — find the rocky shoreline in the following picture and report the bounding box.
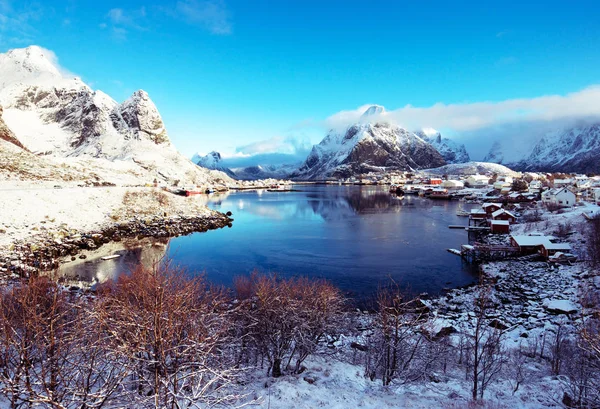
[0,211,233,279]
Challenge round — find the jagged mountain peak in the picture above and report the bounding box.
[293,121,446,179]
[360,105,385,120]
[415,129,470,164]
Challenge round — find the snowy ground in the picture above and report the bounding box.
[241,202,600,409]
[0,184,215,248]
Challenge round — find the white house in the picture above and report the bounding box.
[594,188,600,204]
[554,178,574,188]
[467,174,490,188]
[529,180,543,193]
[494,180,511,190]
[442,180,464,190]
[542,188,576,207]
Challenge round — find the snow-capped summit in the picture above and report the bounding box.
[360,105,385,120]
[0,46,232,186]
[293,122,446,179]
[194,151,222,169]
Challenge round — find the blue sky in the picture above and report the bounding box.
[1,0,600,161]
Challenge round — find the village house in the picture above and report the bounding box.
[553,178,574,188]
[442,180,464,190]
[594,188,600,205]
[493,180,511,191]
[542,188,576,207]
[528,180,543,194]
[482,202,503,216]
[490,220,510,234]
[466,174,490,188]
[510,233,572,258]
[428,178,443,185]
[491,208,517,223]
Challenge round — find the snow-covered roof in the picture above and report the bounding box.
[482,202,502,209]
[492,209,516,218]
[491,220,509,225]
[511,235,570,250]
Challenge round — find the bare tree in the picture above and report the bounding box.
[236,274,344,378]
[463,287,506,401]
[365,286,428,386]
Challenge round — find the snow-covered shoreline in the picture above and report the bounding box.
[0,184,232,278]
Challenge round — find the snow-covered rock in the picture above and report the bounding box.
[416,128,470,164]
[0,45,231,186]
[293,106,446,180]
[0,105,25,150]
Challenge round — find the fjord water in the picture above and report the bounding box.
[167,185,479,300]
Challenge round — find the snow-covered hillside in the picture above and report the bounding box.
[416,128,470,164]
[0,46,231,186]
[424,161,519,177]
[293,106,446,180]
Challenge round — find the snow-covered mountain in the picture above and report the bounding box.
[483,123,600,173]
[416,128,470,164]
[193,151,297,179]
[292,106,446,180]
[0,46,231,186]
[424,161,519,177]
[229,163,299,180]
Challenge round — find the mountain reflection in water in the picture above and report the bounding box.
[60,185,479,302]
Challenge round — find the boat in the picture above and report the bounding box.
[101,254,121,261]
[429,189,452,200]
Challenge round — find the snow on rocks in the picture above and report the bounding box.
[0,186,232,278]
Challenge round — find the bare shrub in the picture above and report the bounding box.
[364,285,429,386]
[235,274,345,377]
[0,277,126,408]
[554,221,573,239]
[94,262,244,408]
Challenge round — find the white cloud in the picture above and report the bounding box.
[326,86,600,133]
[235,135,311,156]
[324,85,600,160]
[103,7,148,40]
[174,0,232,35]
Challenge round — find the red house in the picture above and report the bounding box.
[490,220,510,234]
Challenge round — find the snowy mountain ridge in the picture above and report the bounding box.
[193,151,298,180]
[483,123,600,173]
[415,128,470,164]
[0,45,231,186]
[292,106,447,179]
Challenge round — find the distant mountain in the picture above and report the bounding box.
[0,46,231,185]
[416,129,470,164]
[483,123,600,173]
[193,151,298,180]
[229,164,299,180]
[292,106,446,180]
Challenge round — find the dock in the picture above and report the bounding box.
[448,225,467,229]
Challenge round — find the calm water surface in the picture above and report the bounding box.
[61,185,479,301]
[168,185,479,299]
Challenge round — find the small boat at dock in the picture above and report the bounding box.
[101,254,121,261]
